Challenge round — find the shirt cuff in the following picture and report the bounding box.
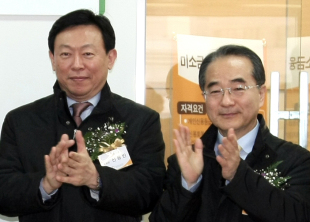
[181,174,202,192]
[89,189,99,201]
[39,178,58,203]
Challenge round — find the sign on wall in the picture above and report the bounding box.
[173,35,265,143]
[287,37,310,89]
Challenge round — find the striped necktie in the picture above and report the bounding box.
[71,102,91,127]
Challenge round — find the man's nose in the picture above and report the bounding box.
[220,89,235,106]
[72,54,84,69]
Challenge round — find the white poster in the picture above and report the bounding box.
[177,34,264,85]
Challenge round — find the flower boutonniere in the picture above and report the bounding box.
[254,160,291,190]
[84,117,127,161]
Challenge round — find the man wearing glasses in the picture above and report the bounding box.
[150,45,310,222]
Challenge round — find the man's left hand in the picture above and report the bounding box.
[56,130,99,189]
[216,128,241,181]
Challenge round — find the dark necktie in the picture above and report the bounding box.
[72,102,91,127]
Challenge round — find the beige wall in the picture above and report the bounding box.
[302,0,310,36]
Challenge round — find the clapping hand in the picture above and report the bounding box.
[216,128,241,181]
[174,124,204,188]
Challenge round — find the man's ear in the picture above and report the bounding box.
[107,49,117,70]
[49,51,56,71]
[259,84,266,108]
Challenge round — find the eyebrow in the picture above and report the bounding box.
[58,44,95,50]
[231,78,246,84]
[206,78,246,88]
[206,81,219,88]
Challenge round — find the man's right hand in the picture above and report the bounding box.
[174,124,204,188]
[43,134,75,194]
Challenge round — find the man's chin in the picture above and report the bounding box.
[217,123,239,133]
[66,90,92,101]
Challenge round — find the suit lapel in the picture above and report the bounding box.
[245,125,277,171]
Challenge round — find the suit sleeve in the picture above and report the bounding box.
[224,153,310,222]
[149,155,202,222]
[0,113,58,217]
[83,110,166,217]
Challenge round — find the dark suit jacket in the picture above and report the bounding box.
[0,81,166,222]
[149,114,310,222]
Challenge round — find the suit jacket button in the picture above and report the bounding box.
[265,154,270,159]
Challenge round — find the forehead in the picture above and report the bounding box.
[205,55,254,84]
[54,25,104,48]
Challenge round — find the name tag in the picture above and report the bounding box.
[98,145,133,170]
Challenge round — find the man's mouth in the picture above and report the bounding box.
[220,112,237,118]
[70,76,88,81]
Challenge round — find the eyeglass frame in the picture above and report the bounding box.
[202,84,261,100]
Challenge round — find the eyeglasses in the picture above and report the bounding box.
[202,84,260,100]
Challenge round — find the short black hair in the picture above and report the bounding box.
[198,45,265,91]
[48,9,115,54]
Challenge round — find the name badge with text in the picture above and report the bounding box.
[98,145,133,170]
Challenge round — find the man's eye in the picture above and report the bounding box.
[210,90,221,95]
[84,52,94,56]
[60,52,70,57]
[233,86,245,91]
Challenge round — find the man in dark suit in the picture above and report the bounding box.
[149,45,310,222]
[0,9,165,222]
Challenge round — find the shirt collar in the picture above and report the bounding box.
[237,120,260,154]
[67,92,101,108]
